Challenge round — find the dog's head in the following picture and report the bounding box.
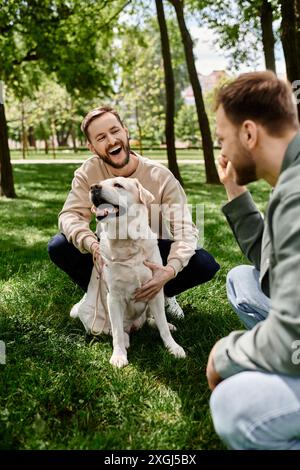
[90,177,154,223]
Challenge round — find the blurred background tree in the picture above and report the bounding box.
[1,0,298,196]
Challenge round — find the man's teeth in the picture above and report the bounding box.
[109,146,121,155]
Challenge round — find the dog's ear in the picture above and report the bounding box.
[134,179,155,205]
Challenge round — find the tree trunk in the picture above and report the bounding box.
[155,0,183,186]
[57,123,72,147]
[28,125,37,150]
[168,0,220,184]
[44,139,49,154]
[0,102,16,198]
[135,104,144,156]
[260,0,276,73]
[21,101,27,159]
[280,0,300,119]
[51,116,56,159]
[71,123,77,153]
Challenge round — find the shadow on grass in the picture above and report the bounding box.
[122,300,239,449]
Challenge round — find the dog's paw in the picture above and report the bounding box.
[167,322,177,332]
[124,332,130,350]
[110,353,128,368]
[70,303,79,318]
[169,344,186,359]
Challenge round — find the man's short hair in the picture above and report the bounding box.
[81,106,124,141]
[215,71,299,135]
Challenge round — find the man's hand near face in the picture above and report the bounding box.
[217,155,247,201]
[134,261,175,302]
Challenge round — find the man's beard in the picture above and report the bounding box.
[233,146,257,185]
[235,163,257,185]
[96,139,131,169]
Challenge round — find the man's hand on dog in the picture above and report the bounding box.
[90,241,104,274]
[134,261,175,301]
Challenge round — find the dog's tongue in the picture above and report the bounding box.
[95,203,118,218]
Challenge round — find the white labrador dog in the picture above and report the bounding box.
[72,176,185,368]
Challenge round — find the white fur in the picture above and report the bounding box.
[71,177,185,368]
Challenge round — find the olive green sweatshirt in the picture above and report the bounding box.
[214,132,300,377]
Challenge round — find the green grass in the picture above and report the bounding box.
[10,148,205,161]
[0,163,270,450]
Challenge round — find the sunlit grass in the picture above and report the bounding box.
[0,163,269,450]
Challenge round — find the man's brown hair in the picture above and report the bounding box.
[81,106,124,141]
[215,71,299,135]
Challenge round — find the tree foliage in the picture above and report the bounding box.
[115,15,189,146]
[0,0,128,196]
[175,104,200,145]
[200,0,280,70]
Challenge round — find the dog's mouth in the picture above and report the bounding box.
[94,198,126,221]
[95,201,119,221]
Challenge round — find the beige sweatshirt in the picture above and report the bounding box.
[58,153,198,276]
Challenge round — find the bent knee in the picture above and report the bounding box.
[199,249,220,280]
[226,265,254,288]
[47,233,68,260]
[210,372,268,449]
[210,381,242,449]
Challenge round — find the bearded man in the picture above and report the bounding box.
[207,71,300,450]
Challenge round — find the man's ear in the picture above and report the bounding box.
[87,141,96,154]
[240,120,258,149]
[134,179,155,205]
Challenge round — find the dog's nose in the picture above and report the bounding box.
[90,184,102,192]
[90,184,103,207]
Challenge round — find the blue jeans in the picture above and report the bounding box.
[210,371,300,449]
[210,265,300,449]
[226,265,270,329]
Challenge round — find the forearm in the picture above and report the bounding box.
[59,212,97,253]
[58,164,98,253]
[224,182,247,201]
[214,312,300,379]
[161,178,199,275]
[222,191,264,268]
[167,235,198,276]
[215,194,300,378]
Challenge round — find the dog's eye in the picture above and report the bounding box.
[114,183,124,189]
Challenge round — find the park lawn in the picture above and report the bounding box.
[0,162,270,450]
[10,148,205,161]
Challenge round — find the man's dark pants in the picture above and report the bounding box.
[48,234,220,296]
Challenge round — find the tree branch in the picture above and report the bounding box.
[12,49,39,66]
[0,25,14,35]
[104,0,132,27]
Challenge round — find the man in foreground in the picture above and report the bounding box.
[207,71,300,449]
[48,106,219,330]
